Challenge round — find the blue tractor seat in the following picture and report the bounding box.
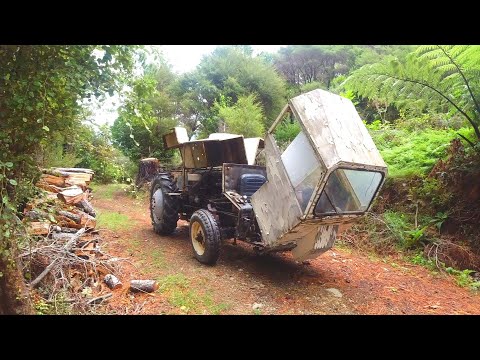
[238,174,267,197]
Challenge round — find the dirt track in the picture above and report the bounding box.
[92,186,480,315]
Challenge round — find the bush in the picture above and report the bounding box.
[368,123,473,178]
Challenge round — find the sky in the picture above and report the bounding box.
[90,45,285,126]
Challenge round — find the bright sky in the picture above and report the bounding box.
[160,45,285,74]
[90,45,285,126]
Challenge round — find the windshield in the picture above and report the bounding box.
[315,169,383,215]
[281,130,322,212]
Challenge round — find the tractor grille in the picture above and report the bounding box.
[239,174,267,197]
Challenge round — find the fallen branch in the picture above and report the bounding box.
[86,293,112,305]
[29,227,86,288]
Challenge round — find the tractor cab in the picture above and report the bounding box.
[250,89,387,260]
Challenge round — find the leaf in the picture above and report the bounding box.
[8,179,17,186]
[2,196,8,204]
[129,134,134,139]
[42,125,50,132]
[5,162,13,168]
[22,117,28,123]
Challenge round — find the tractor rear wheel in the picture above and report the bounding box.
[189,209,221,265]
[150,174,179,235]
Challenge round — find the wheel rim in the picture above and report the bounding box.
[191,221,206,256]
[151,188,164,223]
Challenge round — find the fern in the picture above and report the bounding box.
[345,45,480,141]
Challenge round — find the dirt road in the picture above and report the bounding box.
[92,185,480,315]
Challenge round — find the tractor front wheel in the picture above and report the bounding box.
[189,209,221,265]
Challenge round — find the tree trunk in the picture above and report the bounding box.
[135,158,160,187]
[0,239,33,315]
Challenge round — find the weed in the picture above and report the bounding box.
[445,268,480,291]
[158,273,230,314]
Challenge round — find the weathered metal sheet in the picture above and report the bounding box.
[289,89,387,171]
[250,134,303,246]
[291,224,338,261]
[180,137,248,169]
[163,127,189,149]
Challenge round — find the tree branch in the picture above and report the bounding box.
[371,72,480,140]
[436,45,480,119]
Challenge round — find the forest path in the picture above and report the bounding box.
[92,185,480,315]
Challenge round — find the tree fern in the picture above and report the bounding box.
[345,45,480,141]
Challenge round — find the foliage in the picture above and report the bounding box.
[273,117,301,150]
[346,45,480,141]
[216,94,265,137]
[368,121,473,178]
[112,63,177,162]
[173,46,287,137]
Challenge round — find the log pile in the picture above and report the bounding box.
[21,167,158,311]
[24,167,97,236]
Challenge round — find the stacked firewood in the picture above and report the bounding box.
[21,167,158,311]
[24,167,96,236]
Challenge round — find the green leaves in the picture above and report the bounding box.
[346,45,480,140]
[42,125,50,132]
[8,179,17,186]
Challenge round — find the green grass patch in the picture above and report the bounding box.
[96,209,131,231]
[158,273,230,314]
[90,183,126,200]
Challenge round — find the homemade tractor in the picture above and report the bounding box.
[150,89,387,265]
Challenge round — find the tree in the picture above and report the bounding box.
[0,45,136,314]
[345,45,480,143]
[112,63,177,162]
[274,45,355,89]
[192,46,287,132]
[216,94,265,137]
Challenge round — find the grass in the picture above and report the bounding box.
[96,209,131,231]
[158,273,230,314]
[90,183,126,200]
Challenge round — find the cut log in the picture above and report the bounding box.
[79,212,96,229]
[60,227,78,233]
[58,210,81,224]
[57,186,85,205]
[75,199,96,217]
[104,274,122,290]
[36,181,64,193]
[26,221,51,235]
[136,158,160,187]
[40,174,65,187]
[52,167,94,175]
[129,280,159,293]
[55,215,81,229]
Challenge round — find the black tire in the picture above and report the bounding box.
[150,173,179,235]
[189,209,221,265]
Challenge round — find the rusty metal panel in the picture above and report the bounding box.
[180,137,248,169]
[163,127,189,149]
[222,163,267,193]
[289,89,387,171]
[250,134,303,247]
